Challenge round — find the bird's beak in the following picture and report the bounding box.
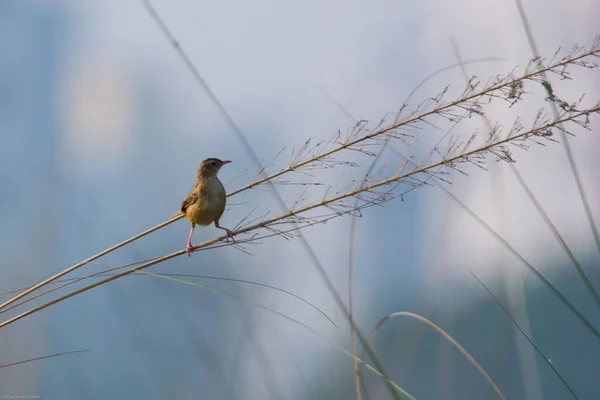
[221,160,232,165]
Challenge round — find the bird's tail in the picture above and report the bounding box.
[166,210,184,221]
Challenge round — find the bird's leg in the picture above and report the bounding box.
[186,224,195,256]
[215,221,236,243]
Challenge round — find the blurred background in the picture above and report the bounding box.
[0,0,599,399]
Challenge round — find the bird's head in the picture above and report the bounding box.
[197,158,231,179]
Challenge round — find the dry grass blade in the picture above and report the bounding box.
[0,349,89,370]
[470,271,578,399]
[0,218,179,312]
[139,271,417,400]
[349,201,364,400]
[0,261,156,315]
[361,312,507,400]
[0,260,141,297]
[162,274,339,329]
[2,267,339,329]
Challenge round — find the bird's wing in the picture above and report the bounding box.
[212,179,228,224]
[181,186,200,214]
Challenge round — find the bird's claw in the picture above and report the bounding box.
[186,243,193,257]
[224,229,236,243]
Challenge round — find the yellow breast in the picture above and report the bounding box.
[185,201,216,225]
[185,178,227,226]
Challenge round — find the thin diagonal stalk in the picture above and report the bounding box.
[436,185,600,340]
[3,266,339,329]
[515,0,600,257]
[0,261,157,315]
[510,163,600,306]
[0,219,178,311]
[470,271,578,399]
[0,350,89,369]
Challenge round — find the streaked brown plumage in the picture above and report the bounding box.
[181,158,235,256]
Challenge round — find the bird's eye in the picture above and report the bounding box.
[211,161,217,166]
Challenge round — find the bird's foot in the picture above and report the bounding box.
[223,228,236,243]
[186,242,193,257]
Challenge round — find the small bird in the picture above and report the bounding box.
[181,158,235,256]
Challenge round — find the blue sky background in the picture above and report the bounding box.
[1,1,599,399]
